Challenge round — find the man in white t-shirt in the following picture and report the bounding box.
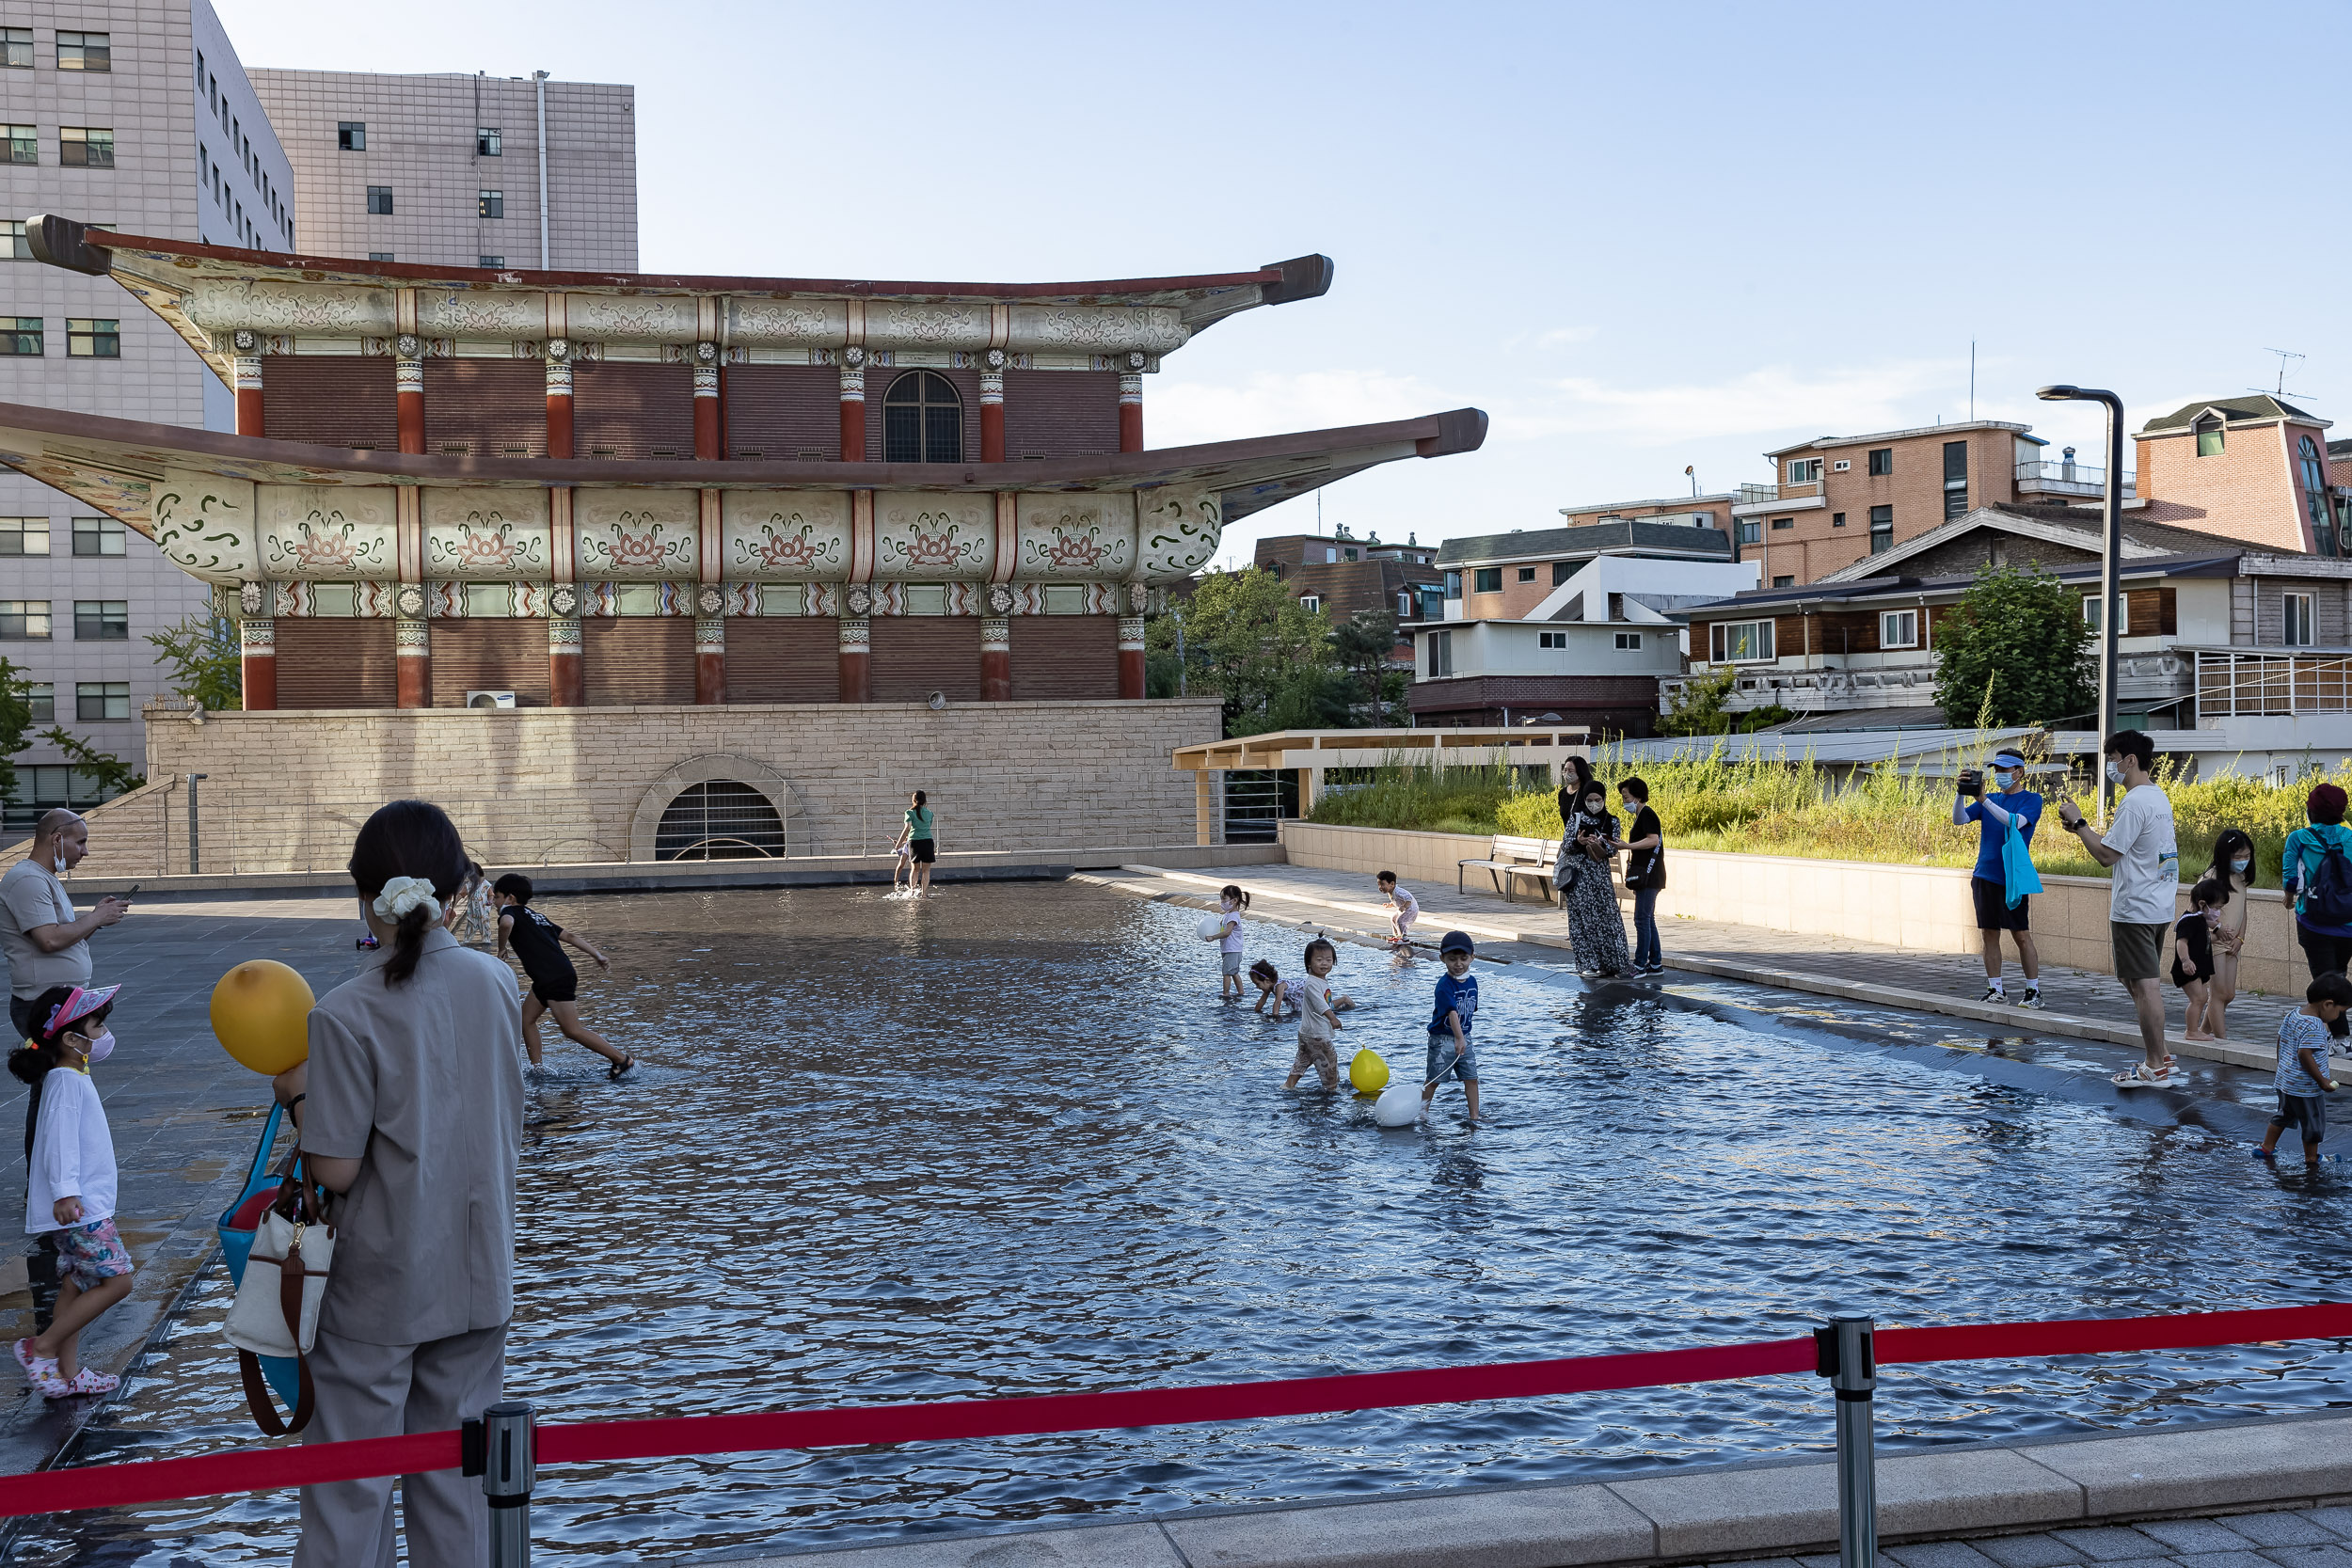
[2058,731,2180,1085]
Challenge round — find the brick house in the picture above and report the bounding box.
[1252,530,1445,641]
[2133,395,2351,558]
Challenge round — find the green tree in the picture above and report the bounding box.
[39,727,142,798]
[0,656,34,806]
[1143,568,1337,735]
[1932,563,2095,726]
[1329,609,1401,722]
[148,610,244,711]
[1658,666,1794,736]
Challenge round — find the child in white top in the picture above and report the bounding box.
[1377,872,1419,947]
[1200,886,1249,1000]
[1282,938,1349,1090]
[10,983,134,1398]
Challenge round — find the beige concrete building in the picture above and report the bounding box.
[1,0,291,832]
[248,69,636,271]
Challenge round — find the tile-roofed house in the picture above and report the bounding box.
[2133,395,2347,559]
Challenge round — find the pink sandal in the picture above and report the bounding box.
[62,1367,117,1396]
[14,1338,66,1398]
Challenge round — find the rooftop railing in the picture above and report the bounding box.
[2196,646,2352,717]
[2015,458,2137,497]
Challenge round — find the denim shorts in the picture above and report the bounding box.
[1425,1032,1477,1084]
[1221,951,1243,976]
[55,1217,132,1291]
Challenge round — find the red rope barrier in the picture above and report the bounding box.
[2,1304,2344,1520]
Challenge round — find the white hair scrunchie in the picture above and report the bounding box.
[373,875,443,925]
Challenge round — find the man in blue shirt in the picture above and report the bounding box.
[1953,748,2043,1007]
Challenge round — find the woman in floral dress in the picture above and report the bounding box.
[1554,781,1630,977]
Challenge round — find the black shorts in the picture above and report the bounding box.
[910,839,936,864]
[2272,1092,2328,1141]
[1972,877,2028,932]
[530,971,579,1006]
[2170,961,2214,990]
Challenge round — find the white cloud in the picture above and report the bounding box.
[1150,368,1455,449]
[1501,359,1966,445]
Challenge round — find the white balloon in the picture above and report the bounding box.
[1198,914,1227,940]
[1373,1083,1422,1127]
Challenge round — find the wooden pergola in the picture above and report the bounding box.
[1172,725,1589,844]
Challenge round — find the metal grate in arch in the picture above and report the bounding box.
[654,780,787,861]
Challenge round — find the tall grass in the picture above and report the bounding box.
[1311,740,2352,888]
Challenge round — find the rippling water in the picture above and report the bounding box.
[17,882,2352,1565]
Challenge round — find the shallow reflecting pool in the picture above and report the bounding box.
[20,882,2352,1564]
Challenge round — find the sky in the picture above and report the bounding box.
[214,0,2352,572]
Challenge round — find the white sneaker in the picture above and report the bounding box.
[1979,985,2007,1004]
[2018,990,2044,1010]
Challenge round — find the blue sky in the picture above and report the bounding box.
[215,0,2347,570]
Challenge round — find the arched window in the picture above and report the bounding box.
[883,371,962,464]
[2299,436,2337,558]
[655,780,786,860]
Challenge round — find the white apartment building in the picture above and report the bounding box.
[1,0,290,831]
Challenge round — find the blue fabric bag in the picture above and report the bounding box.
[2003,816,2043,909]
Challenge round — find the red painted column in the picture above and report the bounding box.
[395,613,430,708]
[980,616,1010,700]
[545,342,574,458]
[838,614,871,703]
[979,352,1006,463]
[692,343,720,460]
[1118,614,1146,699]
[695,618,726,704]
[238,616,276,709]
[549,610,583,707]
[232,342,264,436]
[838,349,866,461]
[1118,367,1143,453]
[395,341,423,454]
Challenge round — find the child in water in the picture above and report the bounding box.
[1249,958,1293,1019]
[1282,937,1350,1091]
[1201,886,1249,1000]
[1424,931,1482,1121]
[493,874,635,1078]
[11,984,133,1397]
[1376,872,1419,948]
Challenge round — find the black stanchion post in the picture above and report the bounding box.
[467,1400,536,1568]
[1816,1316,1877,1568]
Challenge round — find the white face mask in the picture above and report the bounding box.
[1583,799,1605,816]
[2106,761,2127,785]
[83,1029,113,1065]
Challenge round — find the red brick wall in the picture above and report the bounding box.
[427,620,551,706]
[1010,616,1118,699]
[725,366,839,461]
[1758,427,2026,584]
[574,362,694,460]
[2135,422,2309,552]
[261,356,397,451]
[585,618,694,705]
[726,618,837,701]
[871,617,982,702]
[422,360,547,457]
[273,619,396,707]
[1003,371,1120,459]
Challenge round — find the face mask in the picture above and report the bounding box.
[1621,799,1638,815]
[2106,761,2126,785]
[83,1029,113,1065]
[2233,858,2251,875]
[1583,800,1604,816]
[1996,772,2021,792]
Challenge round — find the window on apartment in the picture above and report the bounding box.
[1516,565,1535,583]
[1787,458,1821,484]
[0,318,41,356]
[1550,561,1573,586]
[1773,575,1795,587]
[56,31,110,71]
[71,515,123,556]
[1343,546,1359,562]
[1868,503,1894,554]
[1473,567,1502,594]
[74,600,128,640]
[74,682,129,721]
[5,125,31,166]
[339,121,366,151]
[1298,594,1321,615]
[2284,592,2317,648]
[477,126,502,156]
[1426,628,1454,678]
[65,319,118,357]
[1710,619,1774,663]
[2082,594,2103,634]
[58,128,114,169]
[478,190,503,218]
[1737,518,1760,546]
[367,186,393,214]
[2194,414,2223,457]
[1442,570,1462,598]
[23,683,51,721]
[1867,447,1893,476]
[0,518,48,555]
[0,601,51,639]
[1614,632,1643,650]
[369,251,394,261]
[1771,516,1794,531]
[1880,609,1920,649]
[1943,440,1968,519]
[1538,630,1567,649]
[1832,512,1847,529]
[2298,436,2337,558]
[0,28,28,68]
[477,255,503,268]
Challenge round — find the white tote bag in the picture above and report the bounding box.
[226,1209,333,1358]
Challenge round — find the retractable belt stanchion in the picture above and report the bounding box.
[466,1400,536,1568]
[1817,1317,1878,1568]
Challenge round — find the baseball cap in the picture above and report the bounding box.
[1439,930,1475,956]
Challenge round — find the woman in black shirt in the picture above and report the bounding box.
[1618,777,1666,975]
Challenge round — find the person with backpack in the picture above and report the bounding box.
[2281,783,2352,978]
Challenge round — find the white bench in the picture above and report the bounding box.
[1458,835,1562,905]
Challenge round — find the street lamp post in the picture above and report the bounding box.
[2035,384,2124,825]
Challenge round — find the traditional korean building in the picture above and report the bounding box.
[8,218,1484,716]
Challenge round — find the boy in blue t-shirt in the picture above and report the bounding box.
[1424,930,1481,1120]
[2258,973,2349,1166]
[1952,747,2044,1007]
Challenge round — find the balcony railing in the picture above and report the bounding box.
[2016,459,2137,498]
[2196,648,2352,718]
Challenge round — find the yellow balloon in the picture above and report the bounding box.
[1348,1048,1390,1094]
[211,960,316,1076]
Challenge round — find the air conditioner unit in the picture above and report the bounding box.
[466,689,517,709]
[1832,459,1851,471]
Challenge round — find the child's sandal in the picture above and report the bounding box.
[607,1055,636,1081]
[63,1367,117,1396]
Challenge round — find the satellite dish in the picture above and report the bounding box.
[927,691,948,710]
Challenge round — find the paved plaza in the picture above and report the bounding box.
[1732,1505,2352,1568]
